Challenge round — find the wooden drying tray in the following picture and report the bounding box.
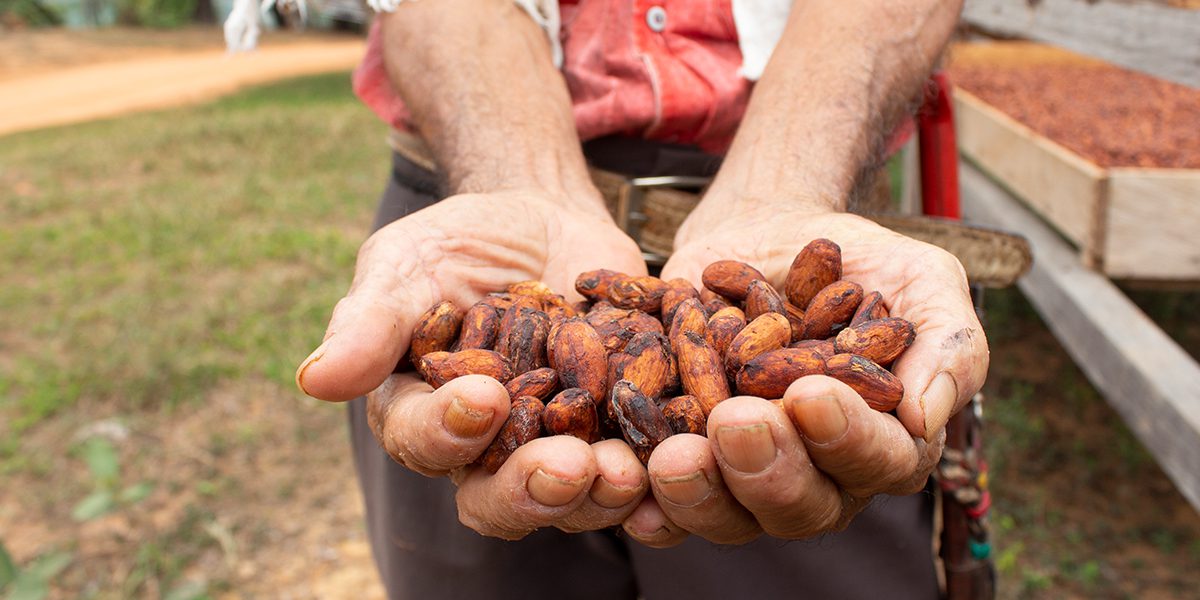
[953,89,1200,282]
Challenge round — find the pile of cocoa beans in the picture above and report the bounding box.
[406,238,915,472]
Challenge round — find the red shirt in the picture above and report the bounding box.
[354,0,751,153]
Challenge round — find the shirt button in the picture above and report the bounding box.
[646,6,667,32]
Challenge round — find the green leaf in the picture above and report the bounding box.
[0,539,17,589]
[6,552,70,600]
[77,438,119,484]
[118,482,154,504]
[162,579,208,600]
[71,490,114,522]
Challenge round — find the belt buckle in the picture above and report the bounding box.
[616,175,711,267]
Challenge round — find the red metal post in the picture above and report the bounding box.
[918,71,962,220]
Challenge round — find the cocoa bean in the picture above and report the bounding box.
[418,349,515,389]
[611,380,673,464]
[661,395,707,435]
[834,317,916,366]
[800,281,863,340]
[660,278,701,327]
[705,306,746,358]
[543,388,600,443]
[850,291,889,327]
[504,367,560,401]
[479,396,545,473]
[725,312,791,379]
[546,317,608,405]
[824,353,904,412]
[735,347,826,399]
[676,331,731,415]
[789,338,836,360]
[410,301,463,360]
[784,303,806,343]
[608,275,670,313]
[668,298,707,349]
[701,260,767,301]
[609,331,676,400]
[575,269,624,302]
[495,296,551,373]
[784,238,842,309]
[744,279,786,321]
[455,302,501,351]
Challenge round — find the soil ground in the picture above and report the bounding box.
[2,27,1199,600]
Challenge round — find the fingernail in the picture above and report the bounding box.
[626,523,673,543]
[654,471,711,508]
[527,468,588,507]
[716,423,776,473]
[796,395,849,445]
[295,338,332,395]
[443,396,495,439]
[591,475,643,509]
[922,371,958,443]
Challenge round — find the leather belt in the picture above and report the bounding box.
[387,130,1031,287]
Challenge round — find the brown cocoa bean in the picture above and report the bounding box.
[504,367,560,401]
[850,291,889,327]
[585,306,664,354]
[611,380,673,464]
[705,306,746,358]
[418,349,515,389]
[735,347,826,399]
[661,395,707,435]
[410,301,463,360]
[725,312,791,379]
[495,296,551,373]
[744,279,786,321]
[543,388,601,443]
[546,317,608,405]
[455,303,501,351]
[609,331,677,400]
[784,238,842,309]
[834,317,916,366]
[701,260,767,301]
[575,269,624,302]
[824,353,904,412]
[477,292,516,315]
[784,302,806,342]
[800,281,863,340]
[608,275,670,313]
[676,331,731,415]
[479,396,545,473]
[668,298,708,348]
[789,338,836,360]
[660,278,701,327]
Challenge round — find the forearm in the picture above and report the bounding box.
[380,0,602,213]
[707,0,962,213]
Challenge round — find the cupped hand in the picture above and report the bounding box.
[624,205,987,545]
[297,189,651,538]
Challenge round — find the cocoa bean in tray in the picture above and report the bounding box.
[403,239,917,470]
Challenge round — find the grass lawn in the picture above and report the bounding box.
[1,71,1198,599]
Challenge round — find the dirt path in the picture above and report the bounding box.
[0,28,364,137]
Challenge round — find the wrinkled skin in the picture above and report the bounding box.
[297,191,653,539]
[618,205,989,547]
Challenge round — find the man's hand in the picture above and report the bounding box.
[297,190,653,539]
[620,206,987,546]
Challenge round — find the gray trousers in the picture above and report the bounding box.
[348,142,939,600]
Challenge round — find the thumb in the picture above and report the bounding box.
[296,231,436,402]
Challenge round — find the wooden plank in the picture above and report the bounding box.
[954,89,1107,263]
[1104,169,1200,280]
[963,0,1200,88]
[960,163,1200,513]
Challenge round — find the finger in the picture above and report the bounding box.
[785,376,943,497]
[296,224,437,402]
[647,434,761,545]
[706,396,859,539]
[885,246,989,441]
[454,436,598,540]
[556,439,649,532]
[622,495,689,548]
[367,373,511,476]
